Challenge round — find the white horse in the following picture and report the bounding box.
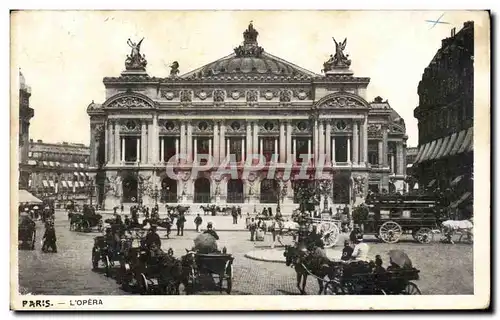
[441,219,473,244]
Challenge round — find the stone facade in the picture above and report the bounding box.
[87,23,408,212]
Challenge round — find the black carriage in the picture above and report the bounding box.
[18,220,36,250]
[71,213,103,232]
[357,194,441,243]
[186,252,234,294]
[325,262,421,295]
[92,235,135,276]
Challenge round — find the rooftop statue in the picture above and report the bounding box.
[170,61,180,77]
[125,37,147,70]
[323,37,352,73]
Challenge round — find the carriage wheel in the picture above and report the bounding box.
[226,263,233,294]
[324,282,345,295]
[322,224,340,248]
[379,221,402,243]
[97,220,104,232]
[139,273,149,295]
[414,227,432,244]
[82,220,91,232]
[319,222,332,234]
[104,255,111,277]
[401,282,421,295]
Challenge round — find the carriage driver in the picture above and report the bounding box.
[203,222,219,240]
[145,225,162,249]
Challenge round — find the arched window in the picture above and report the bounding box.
[161,177,177,203]
[260,179,278,203]
[227,179,244,203]
[122,175,138,203]
[194,177,211,203]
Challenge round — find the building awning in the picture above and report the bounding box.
[42,180,49,187]
[79,163,85,169]
[79,172,86,177]
[18,189,43,204]
[42,161,48,166]
[451,175,464,186]
[55,161,61,166]
[49,180,55,188]
[84,172,89,177]
[28,180,32,187]
[414,144,426,163]
[27,160,37,166]
[49,161,55,167]
[458,127,473,154]
[407,163,413,168]
[79,181,85,187]
[429,138,443,160]
[61,181,68,188]
[427,179,436,188]
[67,181,73,187]
[421,140,437,162]
[415,143,430,163]
[73,172,79,176]
[435,135,451,159]
[450,130,467,156]
[442,132,458,158]
[450,192,472,209]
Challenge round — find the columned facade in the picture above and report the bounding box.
[87,22,407,212]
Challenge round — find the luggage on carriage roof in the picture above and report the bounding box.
[194,233,218,254]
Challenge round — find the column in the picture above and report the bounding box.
[253,122,259,155]
[353,121,359,164]
[307,139,312,162]
[89,125,96,167]
[175,138,179,163]
[152,116,158,163]
[382,127,388,166]
[194,138,198,162]
[347,137,351,163]
[136,137,140,163]
[219,122,226,161]
[325,121,332,163]
[105,121,109,164]
[187,122,193,162]
[141,121,147,164]
[320,121,326,162]
[241,138,245,162]
[209,138,212,160]
[160,138,165,163]
[363,117,368,164]
[259,139,263,157]
[286,122,292,163]
[180,121,186,159]
[279,121,285,163]
[390,154,395,174]
[246,122,252,160]
[293,138,297,162]
[114,121,120,164]
[213,122,219,164]
[397,143,404,175]
[274,138,278,162]
[378,140,383,166]
[313,119,319,162]
[226,139,230,161]
[331,137,336,164]
[121,137,125,162]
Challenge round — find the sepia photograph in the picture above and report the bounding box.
[10,9,490,310]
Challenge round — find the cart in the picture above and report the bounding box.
[359,194,441,244]
[187,253,234,294]
[19,225,36,250]
[324,262,422,295]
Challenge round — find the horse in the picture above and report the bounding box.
[179,250,198,294]
[441,219,473,244]
[69,213,83,231]
[283,245,339,295]
[200,205,218,216]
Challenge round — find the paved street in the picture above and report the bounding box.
[18,210,473,295]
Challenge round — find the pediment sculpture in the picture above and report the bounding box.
[125,38,148,70]
[323,37,352,72]
[320,96,364,109]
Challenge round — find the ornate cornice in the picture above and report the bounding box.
[102,91,156,109]
[314,92,370,110]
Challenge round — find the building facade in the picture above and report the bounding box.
[87,23,408,212]
[413,21,474,214]
[18,71,34,190]
[28,140,91,206]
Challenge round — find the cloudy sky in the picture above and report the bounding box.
[11,10,486,147]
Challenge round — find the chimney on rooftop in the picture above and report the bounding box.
[451,27,456,37]
[37,139,42,143]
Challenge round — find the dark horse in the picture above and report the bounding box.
[283,245,340,295]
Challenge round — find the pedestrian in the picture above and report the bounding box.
[268,207,273,217]
[270,219,284,249]
[341,240,353,261]
[194,214,202,232]
[232,207,238,224]
[249,218,257,241]
[42,222,57,253]
[120,204,124,213]
[165,214,172,239]
[177,213,186,236]
[237,206,242,218]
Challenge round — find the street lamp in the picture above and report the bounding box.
[276,180,287,217]
[153,184,159,205]
[88,179,95,207]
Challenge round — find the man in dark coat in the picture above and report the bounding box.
[176,213,186,236]
[42,222,57,253]
[203,222,219,240]
[194,214,203,232]
[231,207,238,224]
[144,225,162,249]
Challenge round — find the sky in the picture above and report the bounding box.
[11,10,486,147]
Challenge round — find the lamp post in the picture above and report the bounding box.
[88,179,95,207]
[153,184,159,205]
[276,180,287,217]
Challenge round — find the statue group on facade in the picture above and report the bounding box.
[125,38,148,70]
[323,37,352,72]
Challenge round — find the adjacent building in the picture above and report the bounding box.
[413,21,474,216]
[87,23,408,212]
[28,140,91,206]
[18,71,34,190]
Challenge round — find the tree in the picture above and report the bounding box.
[293,180,320,213]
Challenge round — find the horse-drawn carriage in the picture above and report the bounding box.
[71,212,103,232]
[184,251,234,294]
[357,194,442,244]
[92,232,139,276]
[18,216,36,250]
[325,263,421,295]
[285,211,342,248]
